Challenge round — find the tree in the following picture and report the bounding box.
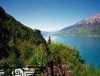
[47,36,52,44]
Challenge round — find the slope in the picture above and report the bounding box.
[59,14,100,37]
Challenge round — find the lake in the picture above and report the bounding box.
[44,36,100,68]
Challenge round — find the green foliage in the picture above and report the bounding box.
[72,64,100,76]
[47,36,52,44]
[0,58,9,68]
[8,52,20,67]
[0,7,47,75]
[23,44,47,66]
[48,43,84,73]
[48,43,84,65]
[47,43,100,76]
[0,7,100,76]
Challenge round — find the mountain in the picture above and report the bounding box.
[0,6,46,59]
[41,31,52,36]
[0,6,84,75]
[41,31,58,37]
[0,6,100,76]
[58,14,100,37]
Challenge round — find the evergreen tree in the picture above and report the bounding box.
[47,36,52,44]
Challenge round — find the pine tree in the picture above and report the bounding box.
[47,36,51,44]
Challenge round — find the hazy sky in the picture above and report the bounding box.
[0,0,100,31]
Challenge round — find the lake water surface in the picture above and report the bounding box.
[44,36,100,68]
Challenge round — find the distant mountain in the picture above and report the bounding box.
[41,31,58,36]
[58,14,100,37]
[41,31,52,36]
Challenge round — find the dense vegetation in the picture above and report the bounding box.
[0,6,47,75]
[0,6,46,59]
[0,6,100,76]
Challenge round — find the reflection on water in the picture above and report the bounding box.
[44,36,100,68]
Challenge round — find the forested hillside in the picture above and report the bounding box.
[0,6,100,76]
[0,6,47,67]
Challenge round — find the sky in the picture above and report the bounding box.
[0,0,100,31]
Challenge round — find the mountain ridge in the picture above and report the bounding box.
[0,6,46,59]
[58,14,100,37]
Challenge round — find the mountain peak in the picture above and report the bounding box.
[75,14,100,25]
[91,14,100,18]
[85,14,100,24]
[59,14,100,36]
